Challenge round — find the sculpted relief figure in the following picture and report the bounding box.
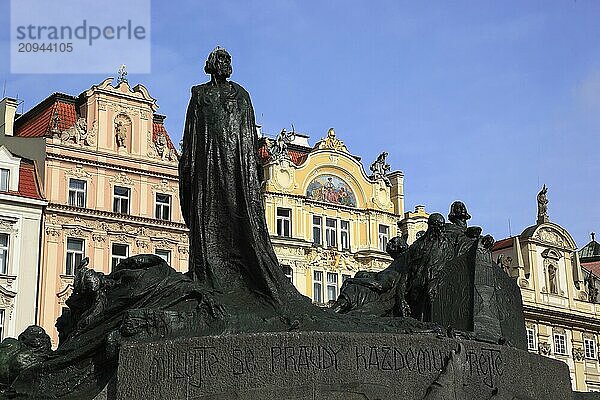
[369,151,392,186]
[335,202,496,323]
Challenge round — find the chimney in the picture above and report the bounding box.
[0,98,18,137]
[388,171,405,215]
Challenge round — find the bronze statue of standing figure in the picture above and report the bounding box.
[179,47,302,307]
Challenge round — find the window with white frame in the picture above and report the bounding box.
[282,265,293,283]
[0,169,9,192]
[312,216,322,246]
[325,218,337,248]
[585,337,597,360]
[378,225,389,251]
[313,271,323,303]
[0,309,4,340]
[111,243,129,270]
[340,220,350,251]
[0,233,8,275]
[327,272,338,302]
[68,179,87,208]
[526,327,537,351]
[155,249,171,264]
[276,208,291,237]
[113,186,130,214]
[65,238,84,276]
[554,332,567,355]
[155,193,171,221]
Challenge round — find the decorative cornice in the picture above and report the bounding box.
[264,192,402,219]
[46,203,188,231]
[524,305,600,332]
[46,151,178,180]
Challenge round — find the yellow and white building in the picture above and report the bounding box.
[259,128,424,304]
[492,192,600,392]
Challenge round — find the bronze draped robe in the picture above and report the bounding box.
[179,80,298,305]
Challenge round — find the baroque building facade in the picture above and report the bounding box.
[259,128,424,305]
[0,143,46,341]
[0,77,186,345]
[492,188,600,392]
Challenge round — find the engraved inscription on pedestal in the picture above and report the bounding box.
[117,332,572,400]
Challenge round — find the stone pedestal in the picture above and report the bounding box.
[114,332,573,400]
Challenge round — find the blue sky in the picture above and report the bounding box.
[1,1,600,248]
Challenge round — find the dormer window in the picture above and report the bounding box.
[0,169,9,192]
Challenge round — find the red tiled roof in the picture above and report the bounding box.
[257,143,309,166]
[0,159,44,200]
[152,120,178,154]
[18,160,44,199]
[15,94,77,138]
[289,150,308,165]
[493,237,514,251]
[582,261,600,277]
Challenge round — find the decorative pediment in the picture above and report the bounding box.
[541,248,562,261]
[314,128,349,153]
[536,228,564,247]
[0,285,16,318]
[524,223,577,250]
[56,283,74,304]
[62,224,93,238]
[109,172,134,186]
[0,218,18,234]
[64,164,92,180]
[152,179,178,194]
[87,78,158,111]
[151,237,179,249]
[0,285,17,300]
[305,247,358,272]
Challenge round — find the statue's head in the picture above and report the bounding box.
[427,213,446,234]
[386,236,408,259]
[448,201,471,224]
[18,325,51,352]
[205,47,232,80]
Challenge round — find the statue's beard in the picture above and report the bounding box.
[215,64,232,79]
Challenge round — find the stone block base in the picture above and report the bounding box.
[114,332,573,400]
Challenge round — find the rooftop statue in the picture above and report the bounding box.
[537,184,549,224]
[369,151,392,186]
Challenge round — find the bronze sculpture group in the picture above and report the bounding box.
[0,48,526,399]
